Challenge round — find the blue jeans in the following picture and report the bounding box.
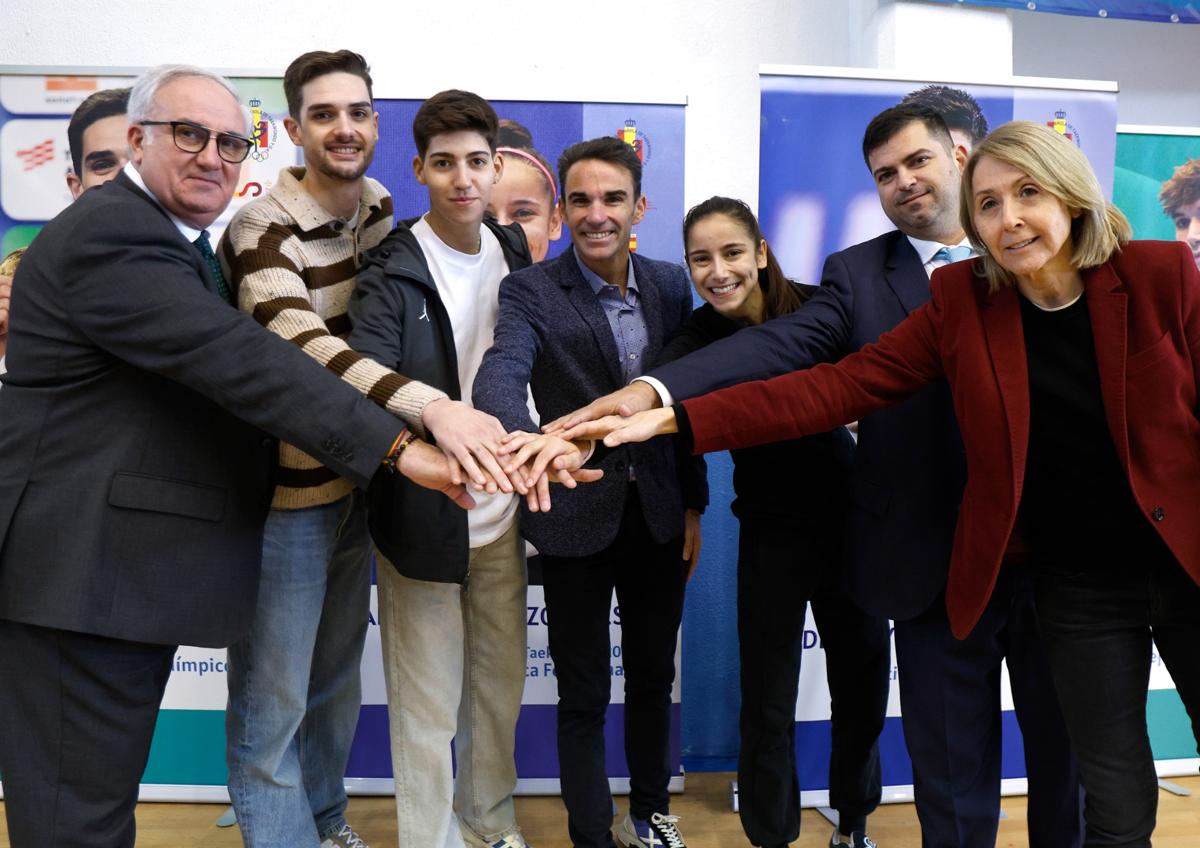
[226,491,372,847]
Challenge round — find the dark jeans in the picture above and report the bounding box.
[1035,559,1200,848]
[736,519,890,847]
[541,489,687,848]
[0,618,176,848]
[894,565,1083,848]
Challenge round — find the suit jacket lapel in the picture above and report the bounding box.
[114,171,218,297]
[633,254,665,359]
[1085,262,1129,468]
[884,232,932,315]
[981,285,1030,487]
[555,252,625,388]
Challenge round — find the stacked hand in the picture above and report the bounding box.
[543,382,660,441]
[497,432,604,512]
[395,438,477,510]
[548,408,680,448]
[421,397,523,495]
[419,398,604,511]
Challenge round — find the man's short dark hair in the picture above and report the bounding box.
[1160,158,1200,216]
[283,50,374,120]
[861,104,955,167]
[67,87,130,177]
[557,136,643,198]
[901,84,989,145]
[411,90,498,160]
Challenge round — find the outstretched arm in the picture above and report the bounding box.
[549,263,855,437]
[574,295,945,454]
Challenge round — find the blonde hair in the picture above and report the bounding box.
[960,120,1131,291]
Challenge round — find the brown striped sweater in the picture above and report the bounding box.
[220,167,446,510]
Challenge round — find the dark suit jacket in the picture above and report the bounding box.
[681,241,1200,637]
[0,172,400,648]
[652,230,964,620]
[474,249,706,558]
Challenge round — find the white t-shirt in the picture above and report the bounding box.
[411,215,517,548]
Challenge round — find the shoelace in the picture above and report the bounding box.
[333,825,367,848]
[648,813,686,848]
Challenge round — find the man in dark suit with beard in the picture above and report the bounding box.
[0,64,471,848]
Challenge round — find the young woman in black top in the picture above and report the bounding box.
[664,198,890,848]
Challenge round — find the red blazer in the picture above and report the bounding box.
[684,240,1200,638]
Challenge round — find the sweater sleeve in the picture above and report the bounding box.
[220,203,445,436]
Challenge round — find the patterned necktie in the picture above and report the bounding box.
[193,230,233,305]
[933,245,973,265]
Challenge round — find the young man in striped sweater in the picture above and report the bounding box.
[221,52,521,848]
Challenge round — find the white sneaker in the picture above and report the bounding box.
[320,823,369,848]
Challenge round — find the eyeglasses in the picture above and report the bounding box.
[140,120,254,164]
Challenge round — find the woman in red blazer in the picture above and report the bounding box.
[580,122,1200,847]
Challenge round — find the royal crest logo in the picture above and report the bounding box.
[616,119,651,165]
[248,97,278,163]
[1046,109,1082,147]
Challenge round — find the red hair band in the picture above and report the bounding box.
[497,146,558,204]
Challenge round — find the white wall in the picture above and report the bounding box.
[0,0,859,217]
[3,1,1198,209]
[1012,9,1200,127]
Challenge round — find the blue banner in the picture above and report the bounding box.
[926,0,1199,24]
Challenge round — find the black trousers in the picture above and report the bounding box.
[894,565,1083,848]
[541,489,687,848]
[736,518,890,847]
[0,618,176,848]
[1035,558,1200,848]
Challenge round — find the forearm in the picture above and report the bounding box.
[238,262,445,435]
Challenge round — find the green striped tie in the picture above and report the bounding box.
[193,230,233,305]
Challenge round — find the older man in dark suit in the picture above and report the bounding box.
[474,136,705,848]
[555,107,1083,848]
[0,65,470,848]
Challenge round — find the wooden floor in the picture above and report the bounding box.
[2,773,1198,846]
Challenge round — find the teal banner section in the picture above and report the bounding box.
[142,710,228,786]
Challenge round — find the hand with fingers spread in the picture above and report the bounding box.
[498,431,604,513]
[542,381,661,442]
[421,397,526,496]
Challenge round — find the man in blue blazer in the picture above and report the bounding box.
[0,66,467,848]
[555,107,1082,848]
[475,136,705,848]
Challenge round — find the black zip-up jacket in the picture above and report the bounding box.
[347,216,531,583]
